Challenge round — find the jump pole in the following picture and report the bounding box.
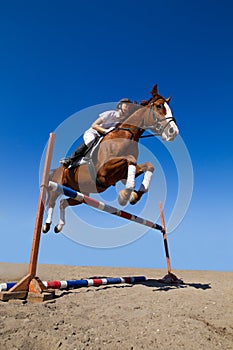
[0,133,56,302]
[48,181,164,231]
[0,276,146,292]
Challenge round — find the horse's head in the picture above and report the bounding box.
[141,85,179,141]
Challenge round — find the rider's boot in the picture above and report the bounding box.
[60,143,88,168]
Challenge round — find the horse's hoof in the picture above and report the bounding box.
[129,191,139,205]
[42,223,51,233]
[118,189,131,206]
[54,224,63,234]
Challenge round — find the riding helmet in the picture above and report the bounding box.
[117,98,132,109]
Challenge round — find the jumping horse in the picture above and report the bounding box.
[43,85,179,233]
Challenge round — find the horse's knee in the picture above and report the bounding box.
[125,154,137,166]
[138,162,154,174]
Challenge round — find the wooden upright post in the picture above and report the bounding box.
[28,132,56,277]
[0,133,56,301]
[159,201,172,274]
[159,201,182,284]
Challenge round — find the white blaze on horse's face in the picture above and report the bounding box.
[161,102,179,141]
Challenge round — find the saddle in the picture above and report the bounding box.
[71,136,103,168]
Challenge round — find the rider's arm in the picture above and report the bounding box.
[92,111,117,135]
[91,117,108,134]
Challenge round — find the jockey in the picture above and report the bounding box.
[60,98,133,168]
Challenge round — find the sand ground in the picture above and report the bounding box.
[0,263,232,350]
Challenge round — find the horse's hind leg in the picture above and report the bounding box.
[54,197,83,233]
[129,162,154,205]
[42,191,59,233]
[42,207,54,233]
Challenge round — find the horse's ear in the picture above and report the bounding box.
[151,84,158,97]
[166,96,171,103]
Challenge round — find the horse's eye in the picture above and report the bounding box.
[156,104,163,109]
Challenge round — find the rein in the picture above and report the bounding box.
[116,127,158,139]
[116,127,138,139]
[140,133,156,138]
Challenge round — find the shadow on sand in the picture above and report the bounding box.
[142,279,211,291]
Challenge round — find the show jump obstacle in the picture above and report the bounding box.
[0,133,179,303]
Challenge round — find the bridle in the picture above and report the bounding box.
[143,102,176,137]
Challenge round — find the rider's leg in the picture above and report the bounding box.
[60,129,99,168]
[60,143,88,167]
[70,142,88,160]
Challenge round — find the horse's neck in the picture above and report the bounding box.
[120,106,147,131]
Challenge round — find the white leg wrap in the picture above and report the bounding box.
[46,207,53,224]
[139,170,153,192]
[126,164,136,189]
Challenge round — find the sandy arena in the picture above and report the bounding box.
[0,263,232,350]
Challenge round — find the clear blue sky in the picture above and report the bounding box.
[0,0,232,273]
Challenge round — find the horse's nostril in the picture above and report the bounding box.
[169,127,174,134]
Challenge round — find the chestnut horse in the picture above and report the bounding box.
[43,85,179,233]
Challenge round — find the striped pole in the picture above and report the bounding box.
[0,276,146,292]
[48,181,163,232]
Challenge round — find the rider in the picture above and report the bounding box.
[60,98,133,168]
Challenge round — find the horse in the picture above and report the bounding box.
[43,84,179,233]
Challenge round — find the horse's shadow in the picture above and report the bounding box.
[142,278,211,292]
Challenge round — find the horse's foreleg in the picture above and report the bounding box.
[118,161,136,206]
[54,198,69,233]
[54,197,83,233]
[129,162,154,205]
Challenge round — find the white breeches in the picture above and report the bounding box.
[83,128,100,147]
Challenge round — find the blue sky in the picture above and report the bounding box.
[0,0,232,273]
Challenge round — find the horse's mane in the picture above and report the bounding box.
[118,84,161,126]
[119,103,142,127]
